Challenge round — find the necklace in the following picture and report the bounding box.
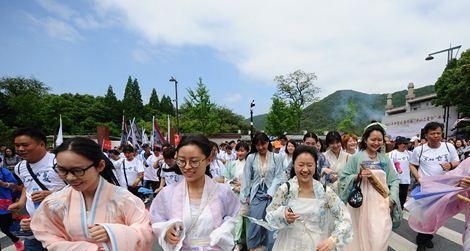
[366,151,377,159]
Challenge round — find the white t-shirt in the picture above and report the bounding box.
[144,155,162,181]
[160,163,183,185]
[210,160,226,179]
[114,158,145,186]
[389,150,412,184]
[221,152,236,163]
[217,151,226,161]
[14,152,66,216]
[410,143,459,177]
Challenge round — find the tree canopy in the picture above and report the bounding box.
[434,49,470,133]
[274,69,321,131]
[0,76,249,143]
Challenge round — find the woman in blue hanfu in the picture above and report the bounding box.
[240,132,284,251]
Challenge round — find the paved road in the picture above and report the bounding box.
[1,212,464,251]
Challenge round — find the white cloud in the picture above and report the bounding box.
[35,0,77,19]
[226,93,242,104]
[89,0,470,96]
[26,14,84,42]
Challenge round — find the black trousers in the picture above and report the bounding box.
[0,213,19,243]
[399,183,409,209]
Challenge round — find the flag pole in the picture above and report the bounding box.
[167,115,171,144]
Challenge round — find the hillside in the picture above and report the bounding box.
[248,85,435,134]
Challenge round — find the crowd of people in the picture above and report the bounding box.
[0,121,468,251]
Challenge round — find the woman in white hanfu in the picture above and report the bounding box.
[150,135,241,251]
[266,145,353,251]
[324,131,350,193]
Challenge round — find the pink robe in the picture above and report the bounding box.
[150,175,240,251]
[31,177,154,251]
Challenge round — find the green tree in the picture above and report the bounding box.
[274,70,321,131]
[102,85,122,124]
[122,76,143,119]
[265,97,296,136]
[0,77,50,128]
[148,88,160,111]
[214,106,250,133]
[434,49,470,134]
[180,78,218,135]
[143,88,161,121]
[159,95,175,115]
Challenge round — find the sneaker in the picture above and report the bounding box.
[11,230,35,240]
[14,240,24,251]
[416,245,426,251]
[425,239,434,248]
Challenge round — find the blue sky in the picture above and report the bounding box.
[1,0,469,118]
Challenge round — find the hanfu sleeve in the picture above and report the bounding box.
[265,183,289,229]
[150,187,184,251]
[100,194,154,251]
[338,153,360,203]
[240,154,254,203]
[209,186,241,251]
[324,186,353,248]
[31,197,100,251]
[267,154,285,197]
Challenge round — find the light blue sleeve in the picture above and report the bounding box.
[267,154,284,197]
[240,154,254,203]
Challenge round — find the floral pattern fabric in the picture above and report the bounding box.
[265,177,353,250]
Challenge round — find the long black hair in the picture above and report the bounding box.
[249,132,272,154]
[174,135,212,178]
[53,137,120,186]
[289,145,319,180]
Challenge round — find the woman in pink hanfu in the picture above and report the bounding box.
[150,135,240,251]
[406,157,469,249]
[30,137,154,251]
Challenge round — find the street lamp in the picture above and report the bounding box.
[250,100,255,140]
[169,76,180,135]
[425,44,462,140]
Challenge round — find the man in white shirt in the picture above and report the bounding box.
[9,128,66,251]
[144,146,162,191]
[221,145,236,164]
[155,147,183,193]
[113,145,144,198]
[409,122,460,251]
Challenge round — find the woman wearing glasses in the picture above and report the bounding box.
[150,135,240,251]
[30,137,154,251]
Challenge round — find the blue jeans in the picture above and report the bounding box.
[25,238,46,251]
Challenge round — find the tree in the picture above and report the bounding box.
[148,88,160,111]
[122,76,144,120]
[102,85,122,124]
[0,77,50,128]
[274,69,321,131]
[180,78,218,135]
[265,97,296,136]
[159,95,175,115]
[214,106,250,133]
[434,49,470,134]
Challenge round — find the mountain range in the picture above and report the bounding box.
[248,85,435,134]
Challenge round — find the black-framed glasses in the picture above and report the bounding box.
[175,158,207,169]
[53,163,94,177]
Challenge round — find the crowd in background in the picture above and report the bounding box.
[0,122,468,251]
